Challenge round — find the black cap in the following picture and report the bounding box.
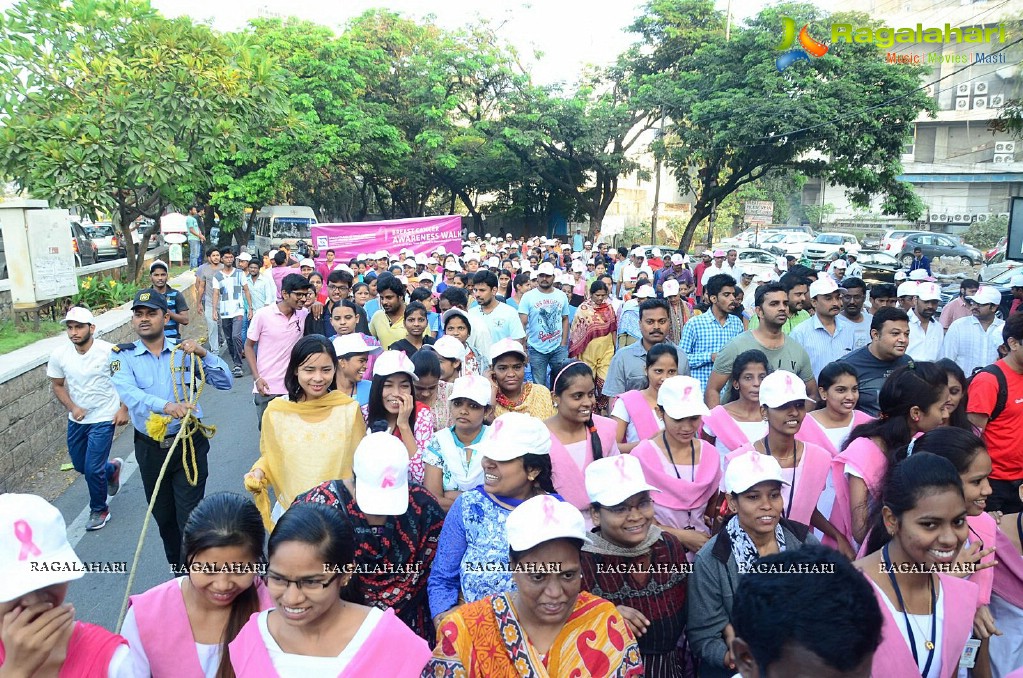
[132,289,168,311]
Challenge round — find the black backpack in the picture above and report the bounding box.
[972,364,1008,423]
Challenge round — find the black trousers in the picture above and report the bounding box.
[133,428,209,567]
[988,478,1023,513]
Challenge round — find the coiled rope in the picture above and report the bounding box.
[115,343,216,630]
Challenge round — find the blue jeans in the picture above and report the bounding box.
[67,421,117,512]
[527,345,568,389]
[188,240,202,268]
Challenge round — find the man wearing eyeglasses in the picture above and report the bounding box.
[314,269,368,337]
[942,285,1005,377]
[245,273,315,428]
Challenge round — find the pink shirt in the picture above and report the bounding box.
[246,304,309,395]
[270,266,294,301]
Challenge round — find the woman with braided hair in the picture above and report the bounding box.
[545,361,621,530]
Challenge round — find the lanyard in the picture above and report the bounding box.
[761,436,796,519]
[662,432,695,482]
[882,544,937,677]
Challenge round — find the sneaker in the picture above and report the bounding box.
[232,366,243,377]
[86,510,110,531]
[107,458,123,496]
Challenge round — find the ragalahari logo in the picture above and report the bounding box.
[776,17,829,71]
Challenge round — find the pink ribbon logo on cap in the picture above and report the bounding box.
[784,374,797,395]
[14,520,42,561]
[541,496,557,525]
[682,385,694,402]
[748,451,766,472]
[613,456,630,482]
[380,467,398,489]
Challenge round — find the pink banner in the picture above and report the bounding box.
[310,215,463,262]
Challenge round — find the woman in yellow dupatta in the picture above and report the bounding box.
[244,335,366,529]
[569,280,617,413]
[425,495,644,678]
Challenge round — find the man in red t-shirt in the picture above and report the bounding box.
[693,251,712,300]
[968,312,1023,512]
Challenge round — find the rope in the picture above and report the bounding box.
[115,344,216,631]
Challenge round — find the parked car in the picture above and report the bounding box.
[885,232,981,267]
[978,246,1023,282]
[716,228,781,250]
[70,221,99,267]
[83,221,126,260]
[132,219,161,249]
[879,229,929,251]
[735,248,778,278]
[939,266,1014,319]
[803,232,860,261]
[985,236,1008,263]
[763,231,814,257]
[854,250,901,285]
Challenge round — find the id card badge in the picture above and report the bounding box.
[959,638,981,669]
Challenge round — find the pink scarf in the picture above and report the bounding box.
[993,527,1023,608]
[703,405,757,450]
[868,574,978,678]
[723,440,831,526]
[632,439,721,511]
[548,415,619,511]
[827,437,888,549]
[229,608,430,677]
[795,411,874,456]
[967,512,997,606]
[617,390,661,442]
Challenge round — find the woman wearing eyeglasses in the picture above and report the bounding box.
[581,455,694,677]
[229,502,431,677]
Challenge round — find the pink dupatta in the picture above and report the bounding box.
[993,527,1023,608]
[548,415,619,512]
[967,512,997,606]
[723,441,831,526]
[632,439,721,511]
[868,574,978,678]
[795,410,874,456]
[827,437,888,549]
[229,608,430,677]
[617,390,661,442]
[703,405,757,451]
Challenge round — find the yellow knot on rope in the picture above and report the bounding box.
[145,413,172,442]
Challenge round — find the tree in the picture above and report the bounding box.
[0,0,287,281]
[638,1,934,251]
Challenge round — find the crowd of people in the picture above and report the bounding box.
[5,230,1023,677]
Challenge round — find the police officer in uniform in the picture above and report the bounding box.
[148,259,189,340]
[109,289,232,566]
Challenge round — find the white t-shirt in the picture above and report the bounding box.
[120,578,220,677]
[471,301,526,343]
[46,338,121,424]
[258,606,384,675]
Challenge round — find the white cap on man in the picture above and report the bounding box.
[967,286,1001,306]
[916,282,941,301]
[61,307,95,325]
[808,277,839,298]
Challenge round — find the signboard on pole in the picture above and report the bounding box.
[744,200,774,224]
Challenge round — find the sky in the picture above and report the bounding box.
[0,0,776,85]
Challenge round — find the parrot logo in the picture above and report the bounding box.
[776,16,829,71]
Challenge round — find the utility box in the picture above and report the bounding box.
[0,200,76,308]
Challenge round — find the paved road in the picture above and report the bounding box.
[52,361,261,632]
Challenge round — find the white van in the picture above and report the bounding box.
[252,205,318,256]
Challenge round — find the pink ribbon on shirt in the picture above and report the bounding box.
[14,520,42,561]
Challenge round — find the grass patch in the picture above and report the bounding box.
[0,320,65,355]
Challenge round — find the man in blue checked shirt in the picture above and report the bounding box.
[678,273,743,392]
[110,289,232,566]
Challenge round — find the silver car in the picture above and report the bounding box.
[83,221,125,260]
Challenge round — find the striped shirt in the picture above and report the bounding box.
[941,315,1004,377]
[789,314,856,380]
[678,311,744,391]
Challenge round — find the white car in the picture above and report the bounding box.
[735,248,778,278]
[717,228,780,250]
[762,232,814,257]
[803,233,860,261]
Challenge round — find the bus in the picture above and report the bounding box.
[251,205,318,256]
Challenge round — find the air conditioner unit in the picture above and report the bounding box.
[937,214,948,222]
[956,98,970,110]
[995,141,1016,153]
[977,213,990,222]
[974,81,988,94]
[994,154,1013,163]
[953,214,964,223]
[957,83,971,95]
[929,213,942,222]
[990,94,1005,107]
[999,213,1010,219]
[974,97,988,109]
